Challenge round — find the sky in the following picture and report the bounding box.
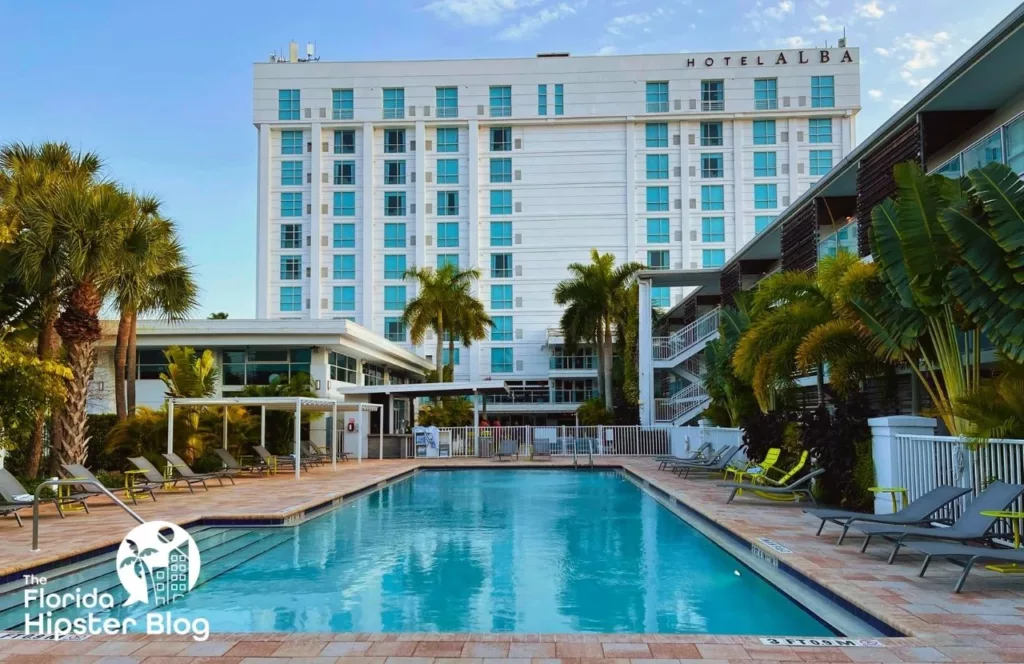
[0,0,1018,318]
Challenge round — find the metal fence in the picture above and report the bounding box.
[407,425,675,458]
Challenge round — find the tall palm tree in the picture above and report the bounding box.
[553,249,644,411]
[447,270,491,378]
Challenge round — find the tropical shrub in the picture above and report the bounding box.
[802,395,873,509]
[739,409,790,466]
[417,398,474,427]
[577,397,614,425]
[954,356,1024,440]
[85,413,118,470]
[703,298,757,427]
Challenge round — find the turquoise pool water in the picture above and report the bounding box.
[17,470,834,635]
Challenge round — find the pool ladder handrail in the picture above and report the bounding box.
[571,439,594,470]
[31,478,146,552]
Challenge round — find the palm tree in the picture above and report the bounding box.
[553,249,644,411]
[954,356,1024,441]
[207,312,229,319]
[448,272,491,377]
[160,346,217,462]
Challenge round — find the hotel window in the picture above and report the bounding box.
[703,249,726,268]
[333,161,355,185]
[437,254,459,269]
[647,218,669,244]
[333,191,355,216]
[280,256,301,280]
[702,217,725,243]
[280,224,302,249]
[753,120,776,145]
[329,351,357,382]
[383,88,405,118]
[809,149,833,176]
[384,286,406,310]
[538,84,548,115]
[436,222,459,247]
[490,127,511,152]
[701,153,724,178]
[651,287,670,308]
[384,223,406,248]
[442,348,461,366]
[334,129,355,154]
[333,286,355,312]
[809,118,832,143]
[490,85,512,117]
[384,160,406,185]
[278,89,300,120]
[700,121,723,147]
[281,192,302,217]
[280,286,302,312]
[281,161,302,186]
[491,316,513,341]
[332,89,353,120]
[754,78,777,110]
[384,192,406,216]
[646,154,669,180]
[437,190,459,216]
[491,347,513,373]
[646,123,668,148]
[963,129,1004,172]
[753,152,776,177]
[755,215,774,234]
[333,254,355,280]
[384,255,406,279]
[646,81,669,113]
[436,87,458,118]
[281,130,303,155]
[333,223,354,248]
[554,84,564,115]
[811,76,835,108]
[646,186,669,212]
[701,79,724,111]
[701,185,724,211]
[490,221,512,247]
[436,159,459,184]
[491,284,513,310]
[1006,115,1024,173]
[754,183,778,209]
[647,250,670,270]
[490,158,512,183]
[491,253,512,278]
[384,129,406,154]
[384,317,406,342]
[490,190,512,215]
[934,155,962,179]
[437,128,459,153]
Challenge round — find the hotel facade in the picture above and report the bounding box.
[253,47,860,421]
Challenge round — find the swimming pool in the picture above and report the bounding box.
[6,469,835,635]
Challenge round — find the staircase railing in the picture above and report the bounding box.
[654,381,709,423]
[652,308,720,362]
[32,479,145,552]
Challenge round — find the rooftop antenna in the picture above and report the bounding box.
[838,27,847,48]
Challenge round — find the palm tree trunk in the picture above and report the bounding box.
[26,312,60,479]
[434,314,444,377]
[603,318,614,412]
[816,363,825,406]
[594,334,605,404]
[447,334,456,383]
[54,281,103,467]
[126,312,138,415]
[114,311,132,421]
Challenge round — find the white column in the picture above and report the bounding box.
[467,121,482,381]
[260,406,266,449]
[166,400,175,455]
[332,403,338,470]
[638,279,654,425]
[679,120,691,269]
[222,407,228,449]
[731,119,744,248]
[361,122,375,328]
[310,122,323,319]
[256,125,271,318]
[625,119,636,261]
[788,119,800,214]
[379,407,384,460]
[868,416,937,514]
[414,121,427,270]
[294,401,302,480]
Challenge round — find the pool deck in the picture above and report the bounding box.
[2,457,1024,663]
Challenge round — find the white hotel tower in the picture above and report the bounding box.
[254,45,860,423]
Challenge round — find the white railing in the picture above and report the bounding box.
[654,382,709,423]
[653,308,720,362]
[410,425,673,458]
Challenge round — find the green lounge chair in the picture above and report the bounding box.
[63,463,158,505]
[910,540,1024,593]
[807,485,970,543]
[213,449,267,475]
[754,450,809,487]
[0,468,91,524]
[718,468,825,506]
[163,452,236,486]
[129,456,209,493]
[723,447,781,482]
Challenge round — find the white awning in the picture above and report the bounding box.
[334,380,509,398]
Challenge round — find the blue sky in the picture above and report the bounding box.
[1,0,1018,318]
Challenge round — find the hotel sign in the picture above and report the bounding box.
[684,50,855,68]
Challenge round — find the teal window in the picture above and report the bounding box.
[442,348,461,366]
[646,81,669,112]
[437,222,459,247]
[701,153,724,178]
[436,87,458,118]
[384,285,406,310]
[334,129,355,154]
[333,223,354,248]
[811,76,835,108]
[491,253,512,278]
[701,79,724,111]
[646,186,669,212]
[647,250,670,270]
[437,191,459,216]
[280,286,302,311]
[700,121,723,147]
[384,129,405,154]
[281,223,302,248]
[383,88,405,119]
[491,316,513,341]
[437,254,459,269]
[333,254,355,279]
[281,192,302,217]
[278,89,300,120]
[436,159,459,184]
[384,192,406,216]
[753,152,776,177]
[384,223,406,248]
[701,185,724,211]
[491,347,513,373]
[646,154,669,180]
[963,129,1003,171]
[753,120,776,145]
[646,123,668,148]
[280,256,301,280]
[554,84,564,115]
[490,221,512,246]
[490,85,512,117]
[538,84,547,115]
[754,183,777,209]
[754,78,777,110]
[755,215,774,233]
[490,127,511,151]
[809,149,833,176]
[437,128,459,153]
[702,217,725,242]
[646,218,669,243]
[490,190,512,215]
[384,317,406,342]
[384,254,407,279]
[491,284,512,310]
[282,130,303,155]
[1006,116,1024,173]
[281,161,302,186]
[333,161,355,185]
[332,89,353,120]
[702,249,726,268]
[935,155,962,179]
[333,286,355,312]
[384,160,405,184]
[809,118,832,143]
[490,158,512,183]
[651,287,670,308]
[333,191,355,216]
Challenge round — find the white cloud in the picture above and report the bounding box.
[764,0,794,20]
[606,8,667,36]
[810,14,841,33]
[856,0,885,19]
[874,46,890,56]
[812,0,829,5]
[595,45,618,55]
[497,2,577,40]
[776,35,812,48]
[425,0,542,25]
[868,89,884,100]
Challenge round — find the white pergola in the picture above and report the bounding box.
[165,397,382,479]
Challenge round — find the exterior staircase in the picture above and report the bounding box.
[653,382,710,425]
[651,308,720,425]
[652,308,720,369]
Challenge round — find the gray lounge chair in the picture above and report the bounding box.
[304,440,347,463]
[673,446,740,478]
[0,468,91,524]
[164,452,236,486]
[253,445,312,472]
[807,485,970,544]
[213,449,267,475]
[851,481,1024,563]
[63,463,158,505]
[494,440,518,461]
[657,442,713,470]
[718,468,825,506]
[910,540,1024,593]
[665,444,734,470]
[532,441,552,461]
[129,456,209,493]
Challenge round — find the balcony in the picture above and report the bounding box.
[701,100,725,112]
[818,221,858,261]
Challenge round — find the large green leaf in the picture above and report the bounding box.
[948,267,1024,363]
[891,161,954,311]
[968,162,1024,253]
[870,198,915,309]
